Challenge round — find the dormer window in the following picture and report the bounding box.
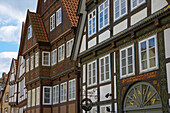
[27,25,32,39]
[56,8,62,26]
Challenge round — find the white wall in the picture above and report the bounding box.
[151,0,168,14]
[164,28,170,59]
[100,84,111,101]
[166,63,170,93]
[80,35,86,53]
[87,88,97,102]
[131,8,147,25]
[99,30,110,43]
[113,19,127,35]
[88,37,96,49]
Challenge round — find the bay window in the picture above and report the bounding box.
[42,51,50,66]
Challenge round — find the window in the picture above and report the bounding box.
[88,9,96,37]
[60,82,67,103]
[69,79,76,101]
[66,39,74,58]
[99,54,111,83]
[87,60,97,87]
[131,0,145,11]
[139,35,158,73]
[53,85,59,104]
[100,105,111,113]
[87,106,97,113]
[51,49,57,65]
[5,108,8,113]
[36,87,40,105]
[20,80,24,96]
[35,52,39,68]
[42,51,50,66]
[5,94,8,101]
[27,25,32,39]
[50,14,55,31]
[43,86,52,105]
[114,0,127,21]
[56,8,62,26]
[26,58,29,73]
[27,90,31,107]
[120,44,135,78]
[30,55,34,70]
[98,0,109,30]
[44,0,46,3]
[58,44,65,62]
[32,89,35,106]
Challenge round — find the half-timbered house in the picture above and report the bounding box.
[72,0,170,113]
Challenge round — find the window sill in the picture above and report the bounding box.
[120,73,136,79]
[139,67,159,75]
[99,79,111,85]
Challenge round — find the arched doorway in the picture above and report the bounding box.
[123,82,163,113]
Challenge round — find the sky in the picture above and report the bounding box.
[0,0,38,77]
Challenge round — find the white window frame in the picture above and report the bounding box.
[114,0,128,21]
[120,44,135,78]
[69,79,76,101]
[87,60,97,87]
[36,87,40,106]
[56,8,62,26]
[100,104,111,113]
[66,39,74,58]
[51,49,57,66]
[98,0,110,31]
[30,55,34,70]
[26,58,29,73]
[27,25,32,39]
[139,34,158,73]
[43,86,52,105]
[58,44,65,62]
[32,89,35,106]
[50,14,55,31]
[53,85,59,104]
[99,54,111,83]
[42,51,50,66]
[35,52,39,68]
[88,9,96,38]
[60,82,67,103]
[131,0,145,11]
[27,90,31,108]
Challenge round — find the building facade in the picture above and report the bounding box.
[72,0,170,113]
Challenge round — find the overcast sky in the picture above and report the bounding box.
[0,0,38,77]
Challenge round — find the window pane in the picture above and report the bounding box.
[100,12,103,29]
[133,0,137,8]
[142,60,147,70]
[93,18,96,33]
[128,56,132,65]
[141,51,147,60]
[122,67,126,75]
[93,62,96,84]
[122,50,126,58]
[149,58,156,68]
[104,8,108,25]
[149,38,155,48]
[149,48,155,58]
[139,0,144,3]
[128,47,132,56]
[141,41,146,51]
[128,65,133,74]
[122,59,126,67]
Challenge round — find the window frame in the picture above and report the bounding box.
[32,89,35,107]
[30,55,34,70]
[56,8,62,26]
[88,9,96,38]
[27,25,32,39]
[131,0,145,11]
[69,79,76,101]
[99,54,111,83]
[120,44,135,79]
[26,58,29,73]
[27,90,31,108]
[138,34,158,73]
[43,86,52,105]
[58,44,65,62]
[87,60,97,87]
[36,87,40,106]
[35,52,39,68]
[60,82,67,103]
[50,14,55,31]
[51,49,57,66]
[53,85,59,104]
[42,51,50,66]
[114,0,128,21]
[66,39,74,58]
[98,0,110,31]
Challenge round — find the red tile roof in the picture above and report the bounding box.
[28,11,49,42]
[61,0,79,27]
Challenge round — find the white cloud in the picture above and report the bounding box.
[0,52,18,77]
